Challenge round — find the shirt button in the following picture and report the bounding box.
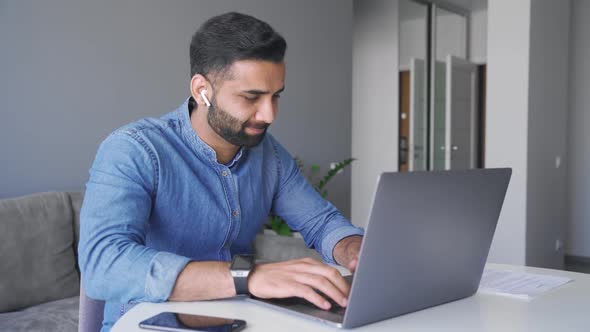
[232,210,239,217]
[221,171,228,177]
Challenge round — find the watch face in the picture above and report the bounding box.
[232,255,253,270]
[232,270,250,278]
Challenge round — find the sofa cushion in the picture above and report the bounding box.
[254,233,322,263]
[0,296,78,332]
[67,191,84,267]
[0,192,80,313]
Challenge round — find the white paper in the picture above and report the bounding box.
[478,268,573,300]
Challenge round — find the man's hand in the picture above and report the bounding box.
[333,235,363,272]
[247,258,350,310]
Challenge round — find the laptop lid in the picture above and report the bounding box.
[342,168,511,328]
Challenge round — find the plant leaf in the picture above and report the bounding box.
[277,222,293,236]
[269,215,293,236]
[316,158,356,191]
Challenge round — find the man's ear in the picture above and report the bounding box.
[190,74,210,107]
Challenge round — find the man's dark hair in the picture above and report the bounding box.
[190,12,287,82]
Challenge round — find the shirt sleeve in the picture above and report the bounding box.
[78,130,191,304]
[268,137,365,264]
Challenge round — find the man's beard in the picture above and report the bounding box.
[206,98,269,148]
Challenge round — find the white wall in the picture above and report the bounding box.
[526,0,570,269]
[352,0,399,228]
[567,0,590,258]
[435,10,467,61]
[0,0,355,217]
[487,0,571,268]
[485,0,531,265]
[470,0,488,63]
[400,17,427,71]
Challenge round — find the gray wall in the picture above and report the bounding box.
[0,0,354,217]
[567,0,590,258]
[526,0,570,269]
[351,0,399,228]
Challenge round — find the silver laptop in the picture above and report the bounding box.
[248,168,511,328]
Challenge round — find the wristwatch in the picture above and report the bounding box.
[230,254,254,296]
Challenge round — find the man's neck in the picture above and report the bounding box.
[190,104,240,165]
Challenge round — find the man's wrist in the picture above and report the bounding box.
[333,235,363,267]
[230,255,255,295]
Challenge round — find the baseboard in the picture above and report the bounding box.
[565,255,590,265]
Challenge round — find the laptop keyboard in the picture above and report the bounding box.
[268,294,346,315]
[325,298,346,315]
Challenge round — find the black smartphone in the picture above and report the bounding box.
[138,312,246,332]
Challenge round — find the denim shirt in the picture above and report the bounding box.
[77,98,364,331]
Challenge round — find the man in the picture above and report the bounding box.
[78,12,364,331]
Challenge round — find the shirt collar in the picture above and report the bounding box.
[176,97,245,168]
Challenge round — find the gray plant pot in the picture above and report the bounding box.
[253,231,322,263]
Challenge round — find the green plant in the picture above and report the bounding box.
[268,157,356,236]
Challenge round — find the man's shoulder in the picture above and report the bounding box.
[112,110,178,137]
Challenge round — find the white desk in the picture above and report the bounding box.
[113,264,590,332]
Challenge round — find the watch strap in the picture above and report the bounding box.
[231,255,254,295]
[233,273,249,295]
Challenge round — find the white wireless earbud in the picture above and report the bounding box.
[200,89,211,107]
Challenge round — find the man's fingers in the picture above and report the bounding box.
[289,263,350,296]
[294,272,348,307]
[295,285,332,310]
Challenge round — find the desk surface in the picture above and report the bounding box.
[113,264,590,332]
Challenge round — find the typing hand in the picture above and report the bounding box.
[247,257,349,310]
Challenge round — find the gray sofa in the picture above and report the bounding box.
[0,192,84,332]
